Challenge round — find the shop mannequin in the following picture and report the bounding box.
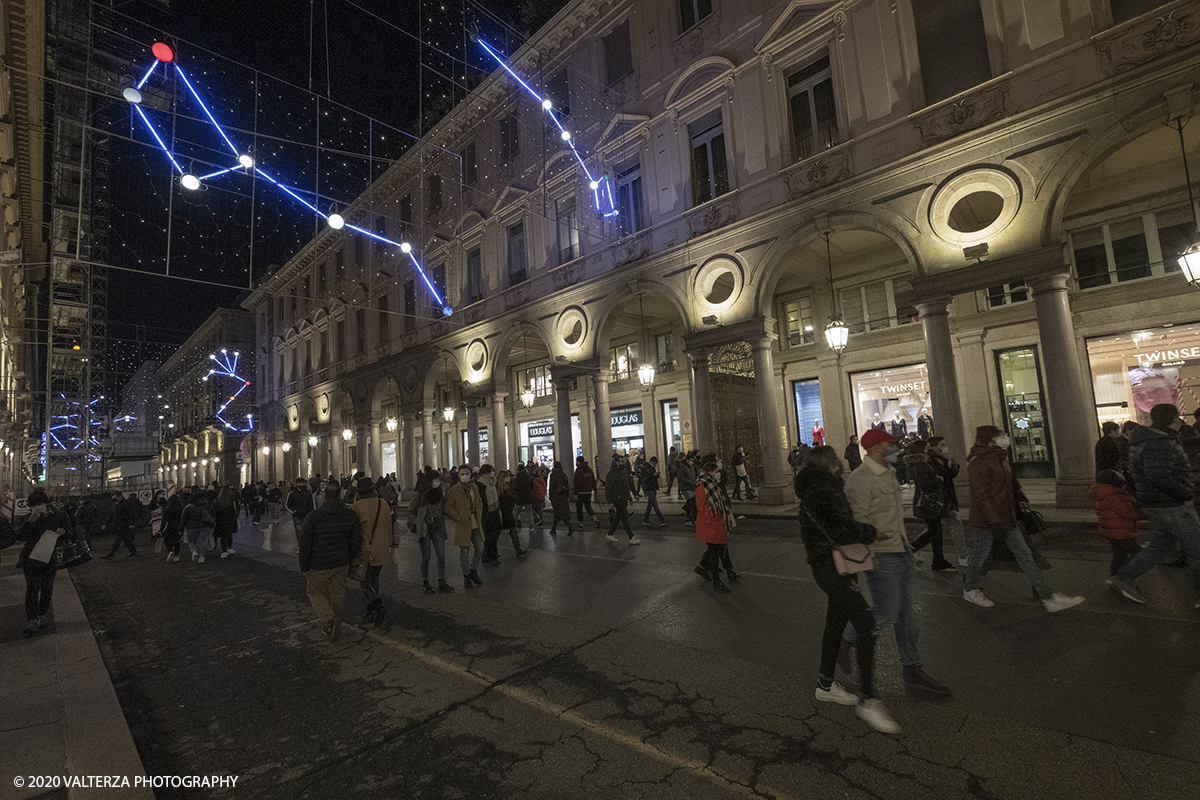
[890,412,907,437]
[812,419,825,446]
[917,413,934,440]
[871,413,886,431]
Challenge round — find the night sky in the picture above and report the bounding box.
[96,0,534,393]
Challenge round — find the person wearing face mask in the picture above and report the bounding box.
[906,441,954,572]
[414,479,454,594]
[964,425,1084,612]
[677,452,698,524]
[923,436,967,567]
[444,465,485,588]
[1109,403,1200,607]
[844,427,951,696]
[693,455,738,592]
[16,490,72,634]
[604,454,640,545]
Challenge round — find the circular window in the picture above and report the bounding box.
[695,258,743,312]
[556,308,588,351]
[466,340,488,376]
[947,191,1005,233]
[929,168,1022,246]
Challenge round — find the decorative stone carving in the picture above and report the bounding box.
[614,230,651,266]
[401,364,419,395]
[505,284,529,309]
[552,263,582,289]
[399,332,417,350]
[1095,7,1200,75]
[685,196,738,238]
[463,303,485,324]
[911,83,1012,147]
[784,148,852,199]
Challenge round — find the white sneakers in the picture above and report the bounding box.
[220,552,230,559]
[197,555,205,564]
[1042,593,1085,613]
[856,699,902,734]
[627,536,642,545]
[963,589,995,608]
[226,548,236,555]
[814,681,857,706]
[605,534,619,542]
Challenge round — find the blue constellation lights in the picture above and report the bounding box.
[476,38,620,220]
[126,42,452,317]
[203,349,254,434]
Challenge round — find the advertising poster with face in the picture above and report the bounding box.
[1128,363,1193,425]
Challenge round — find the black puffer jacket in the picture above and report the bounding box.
[795,465,876,565]
[297,499,362,572]
[928,450,960,510]
[1130,424,1193,508]
[513,469,533,505]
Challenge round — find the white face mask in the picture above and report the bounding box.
[459,473,471,483]
[31,504,47,515]
[710,471,721,483]
[431,480,441,489]
[994,435,1011,449]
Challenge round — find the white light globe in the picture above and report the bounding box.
[589,180,599,190]
[180,173,201,191]
[327,213,344,229]
[238,154,255,169]
[400,242,412,254]
[561,131,571,141]
[542,98,552,110]
[123,87,142,104]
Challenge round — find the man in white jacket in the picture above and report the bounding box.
[843,427,950,696]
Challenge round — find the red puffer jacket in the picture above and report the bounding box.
[1089,483,1140,541]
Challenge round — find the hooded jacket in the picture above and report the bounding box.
[574,461,596,494]
[298,498,361,572]
[1089,482,1140,540]
[966,425,1021,528]
[796,464,877,565]
[605,463,632,504]
[1130,424,1194,507]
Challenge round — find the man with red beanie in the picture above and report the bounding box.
[963,424,1084,612]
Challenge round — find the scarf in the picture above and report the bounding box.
[697,472,735,530]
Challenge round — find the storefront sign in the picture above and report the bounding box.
[528,422,554,438]
[611,408,642,428]
[881,381,927,394]
[1135,348,1200,365]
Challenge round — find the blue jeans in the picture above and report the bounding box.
[863,550,922,667]
[418,530,447,580]
[964,525,1052,600]
[1118,505,1200,594]
[458,527,483,574]
[643,490,664,523]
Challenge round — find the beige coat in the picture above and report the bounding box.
[443,481,482,547]
[351,496,392,566]
[843,456,910,553]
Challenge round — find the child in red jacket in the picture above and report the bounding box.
[1090,469,1142,576]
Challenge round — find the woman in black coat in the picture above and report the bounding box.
[914,436,962,570]
[843,435,863,472]
[796,446,900,734]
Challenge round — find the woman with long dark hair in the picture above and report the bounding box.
[213,486,239,558]
[795,445,900,735]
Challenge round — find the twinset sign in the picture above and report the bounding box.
[882,381,927,394]
[1135,348,1200,366]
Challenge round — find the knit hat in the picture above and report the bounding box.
[975,425,1003,445]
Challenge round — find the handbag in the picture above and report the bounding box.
[913,485,944,520]
[56,528,91,569]
[349,500,384,583]
[1018,506,1046,535]
[801,505,877,576]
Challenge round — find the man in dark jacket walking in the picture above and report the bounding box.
[1111,403,1200,607]
[298,485,362,639]
[512,464,535,530]
[286,478,314,532]
[102,492,144,559]
[604,454,638,543]
[1094,421,1122,479]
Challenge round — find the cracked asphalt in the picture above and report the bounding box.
[69,509,1200,799]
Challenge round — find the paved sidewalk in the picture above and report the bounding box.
[1,555,154,800]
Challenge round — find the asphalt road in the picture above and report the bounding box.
[70,508,1200,799]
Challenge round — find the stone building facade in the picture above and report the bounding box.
[245,0,1200,506]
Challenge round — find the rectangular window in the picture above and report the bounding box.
[277,297,285,324]
[1111,0,1174,25]
[462,142,478,186]
[431,264,446,313]
[335,249,344,280]
[556,197,580,264]
[318,331,328,368]
[546,70,570,117]
[1070,209,1185,290]
[679,0,712,32]
[466,247,484,305]
[603,20,633,86]
[838,278,915,335]
[996,346,1054,478]
[290,289,296,313]
[515,364,554,398]
[317,262,326,294]
[400,195,413,238]
[610,343,638,381]
[784,296,815,346]
[302,275,311,303]
[689,108,729,206]
[404,280,416,333]
[985,281,1029,309]
[912,0,991,105]
[616,159,646,237]
[1157,205,1195,273]
[336,320,345,359]
[356,308,366,353]
[354,235,364,265]
[787,53,838,162]
[507,221,527,285]
[305,339,312,373]
[428,174,442,214]
[374,215,387,253]
[655,333,674,372]
[501,114,520,162]
[378,295,390,341]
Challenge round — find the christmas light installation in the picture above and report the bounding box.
[476,38,620,220]
[202,349,254,433]
[125,42,452,316]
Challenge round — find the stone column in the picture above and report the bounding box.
[639,384,660,464]
[750,337,790,504]
[355,422,369,475]
[368,420,383,478]
[592,374,612,485]
[555,377,575,483]
[466,402,481,467]
[401,416,417,487]
[688,348,717,454]
[1029,272,1094,507]
[421,410,435,470]
[329,428,344,481]
[491,393,508,471]
[916,294,967,460]
[297,435,309,480]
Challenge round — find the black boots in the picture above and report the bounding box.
[469,570,483,586]
[437,579,454,593]
[423,580,436,594]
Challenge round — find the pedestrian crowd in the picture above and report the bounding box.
[8,403,1200,737]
